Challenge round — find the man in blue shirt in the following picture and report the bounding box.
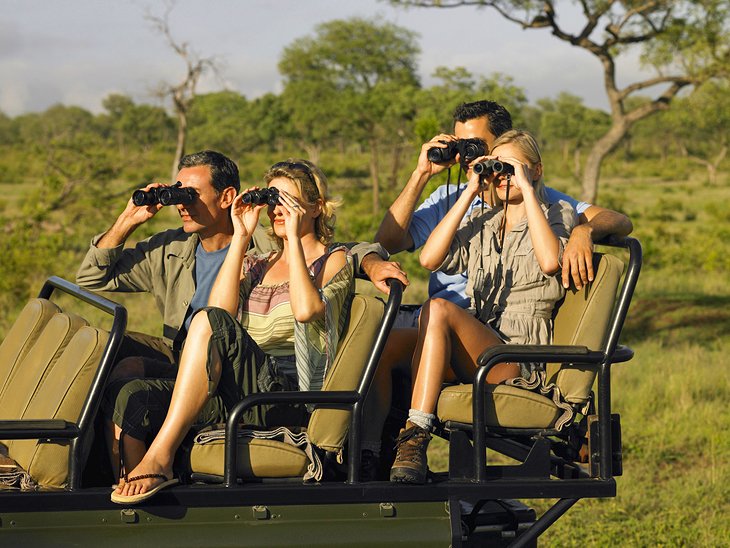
[357,100,632,480]
[374,100,632,324]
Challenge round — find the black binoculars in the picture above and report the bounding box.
[242,187,280,206]
[427,138,487,166]
[132,182,196,207]
[473,159,515,176]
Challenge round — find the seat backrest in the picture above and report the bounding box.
[306,294,384,452]
[7,325,109,488]
[0,298,60,397]
[548,253,624,404]
[0,311,89,421]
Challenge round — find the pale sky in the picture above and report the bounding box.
[0,0,649,117]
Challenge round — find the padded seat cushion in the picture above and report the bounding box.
[7,325,108,488]
[0,312,88,421]
[0,298,60,397]
[190,438,309,479]
[307,294,383,452]
[437,383,561,429]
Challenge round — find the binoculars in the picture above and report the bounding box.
[242,187,280,206]
[473,159,515,176]
[132,182,196,207]
[427,138,487,166]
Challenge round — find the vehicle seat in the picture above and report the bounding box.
[189,293,385,479]
[0,298,61,398]
[437,253,624,430]
[0,311,90,422]
[4,326,109,487]
[0,298,113,489]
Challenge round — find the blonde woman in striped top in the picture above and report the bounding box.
[110,160,353,504]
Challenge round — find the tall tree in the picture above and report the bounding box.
[279,17,421,214]
[146,2,218,183]
[390,0,730,202]
[415,67,528,141]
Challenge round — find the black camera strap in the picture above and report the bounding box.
[474,174,511,325]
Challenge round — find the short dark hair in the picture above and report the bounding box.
[178,150,240,193]
[453,100,513,138]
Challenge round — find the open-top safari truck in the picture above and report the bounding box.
[0,237,641,547]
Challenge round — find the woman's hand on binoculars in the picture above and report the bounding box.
[494,156,534,195]
[277,190,307,239]
[466,155,493,195]
[232,189,265,239]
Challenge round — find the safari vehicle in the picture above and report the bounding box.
[0,238,641,547]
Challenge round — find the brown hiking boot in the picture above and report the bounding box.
[389,421,432,484]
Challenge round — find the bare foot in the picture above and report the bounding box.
[115,456,173,497]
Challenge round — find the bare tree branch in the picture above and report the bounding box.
[144,0,220,181]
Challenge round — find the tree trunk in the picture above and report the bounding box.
[172,109,187,183]
[389,142,405,190]
[562,140,570,164]
[582,123,627,203]
[572,147,582,181]
[369,138,380,216]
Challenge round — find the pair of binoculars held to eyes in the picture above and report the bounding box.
[241,187,280,206]
[427,138,487,166]
[473,159,515,176]
[132,182,196,207]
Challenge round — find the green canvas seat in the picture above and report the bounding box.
[437,253,624,430]
[190,293,385,479]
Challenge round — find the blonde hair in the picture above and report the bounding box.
[490,129,547,204]
[263,159,341,245]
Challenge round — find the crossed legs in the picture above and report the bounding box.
[112,312,221,497]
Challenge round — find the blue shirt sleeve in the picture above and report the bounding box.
[408,184,464,251]
[544,186,591,216]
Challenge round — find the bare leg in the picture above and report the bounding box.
[114,312,221,497]
[362,328,418,445]
[410,298,520,415]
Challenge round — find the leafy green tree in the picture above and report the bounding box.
[279,17,421,214]
[100,94,174,154]
[246,93,293,154]
[389,0,730,202]
[187,91,253,158]
[663,81,729,183]
[0,111,15,145]
[415,67,528,142]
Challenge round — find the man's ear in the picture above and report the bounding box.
[220,186,237,208]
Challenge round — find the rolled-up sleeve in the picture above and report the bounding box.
[548,200,578,265]
[76,233,154,293]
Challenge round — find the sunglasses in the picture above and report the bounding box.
[270,161,317,187]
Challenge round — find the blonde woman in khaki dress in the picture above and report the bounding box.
[390,130,576,484]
